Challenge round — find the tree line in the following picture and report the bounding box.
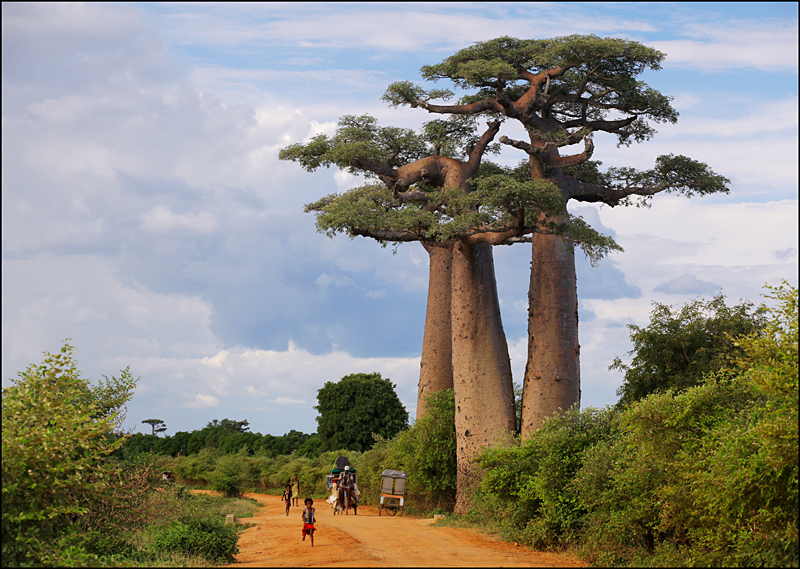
[115,371,409,461]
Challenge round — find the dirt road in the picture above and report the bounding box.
[228,493,585,567]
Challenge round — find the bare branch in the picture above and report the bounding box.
[415,98,504,115]
[465,121,502,173]
[548,137,594,169]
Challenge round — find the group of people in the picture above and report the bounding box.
[282,474,316,547]
[280,465,360,547]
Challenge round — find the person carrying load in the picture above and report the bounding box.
[337,465,354,515]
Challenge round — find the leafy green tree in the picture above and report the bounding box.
[1,342,138,566]
[611,292,767,407]
[383,34,729,435]
[296,434,323,459]
[575,282,797,566]
[315,373,408,452]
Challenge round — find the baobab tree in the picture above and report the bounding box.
[281,115,614,510]
[383,34,730,436]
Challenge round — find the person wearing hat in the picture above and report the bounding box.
[338,465,354,515]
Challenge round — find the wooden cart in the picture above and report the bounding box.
[378,469,407,516]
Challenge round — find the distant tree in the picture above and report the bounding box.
[141,419,167,436]
[315,373,409,452]
[611,292,767,407]
[296,434,323,459]
[207,418,250,433]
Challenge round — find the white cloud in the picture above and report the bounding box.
[653,274,721,295]
[650,22,798,72]
[272,397,306,405]
[182,393,221,408]
[141,204,219,233]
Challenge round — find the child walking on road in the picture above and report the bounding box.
[302,498,316,547]
[282,484,292,516]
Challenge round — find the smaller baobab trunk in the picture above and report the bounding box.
[417,242,454,419]
[450,240,516,513]
[521,226,581,435]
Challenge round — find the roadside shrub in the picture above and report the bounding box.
[68,456,171,558]
[475,405,617,549]
[355,389,456,511]
[1,342,137,567]
[149,517,239,563]
[208,455,247,497]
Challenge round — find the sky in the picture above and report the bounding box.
[2,2,797,437]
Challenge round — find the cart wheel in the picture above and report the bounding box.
[378,504,382,516]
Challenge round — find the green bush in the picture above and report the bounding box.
[209,455,247,497]
[475,405,617,549]
[173,448,218,483]
[149,517,239,563]
[1,342,137,567]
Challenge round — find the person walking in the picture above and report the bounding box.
[282,483,292,516]
[301,498,316,547]
[291,474,301,507]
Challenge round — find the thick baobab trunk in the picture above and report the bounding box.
[450,241,516,513]
[417,242,454,419]
[521,228,581,436]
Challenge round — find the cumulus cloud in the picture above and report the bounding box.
[654,274,722,295]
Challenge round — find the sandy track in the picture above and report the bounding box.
[227,492,585,567]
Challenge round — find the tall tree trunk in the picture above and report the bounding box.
[521,225,581,436]
[417,242,454,419]
[450,241,516,513]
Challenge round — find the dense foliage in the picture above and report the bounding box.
[358,388,458,510]
[1,343,137,566]
[315,372,409,452]
[611,292,767,406]
[466,283,797,567]
[149,516,238,563]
